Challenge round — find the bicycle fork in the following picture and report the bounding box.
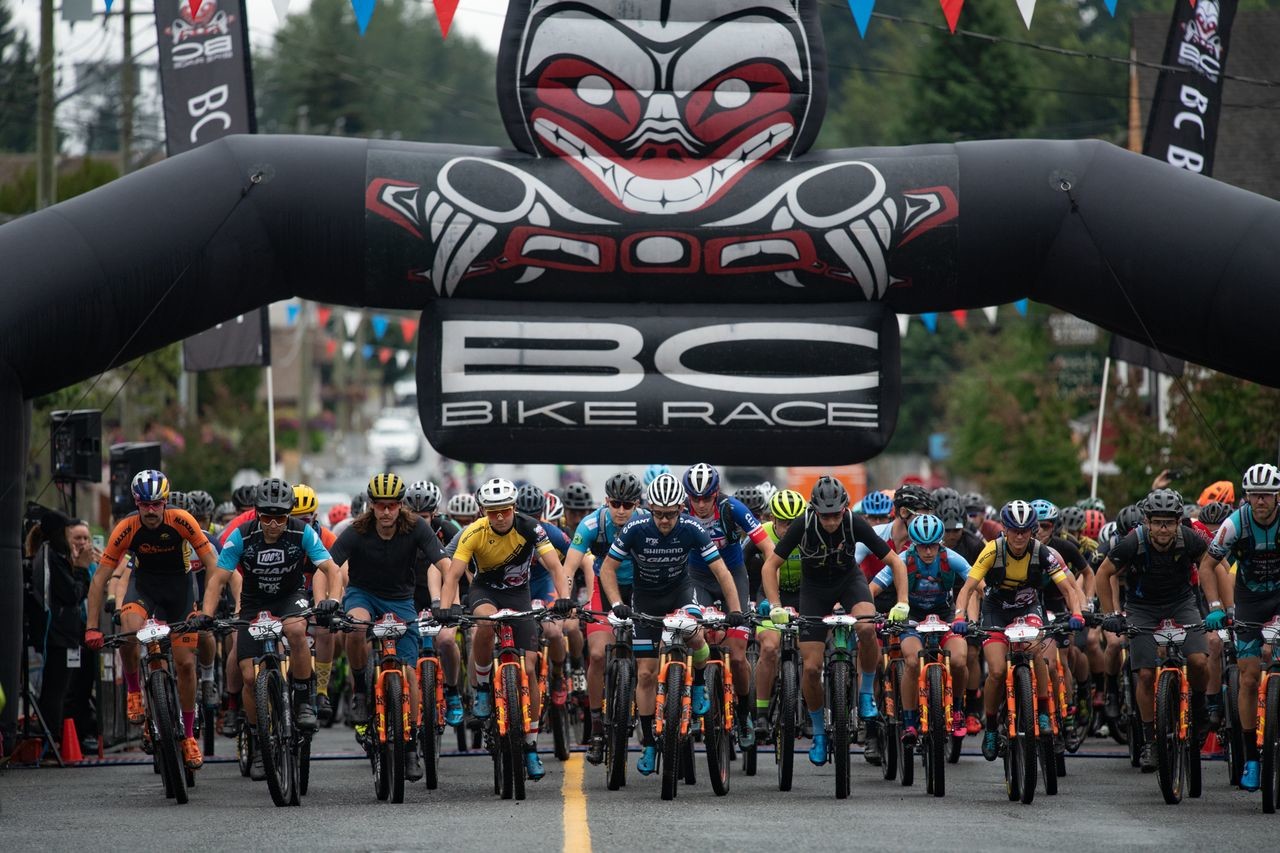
[654,654,693,738]
[494,657,533,737]
[918,652,953,734]
[375,664,413,745]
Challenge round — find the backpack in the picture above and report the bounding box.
[985,537,1043,591]
[905,547,955,593]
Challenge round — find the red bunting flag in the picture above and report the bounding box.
[940,0,963,32]
[434,0,459,37]
[950,309,968,328]
[324,338,337,358]
[188,0,203,18]
[378,347,393,364]
[316,306,332,328]
[399,317,419,341]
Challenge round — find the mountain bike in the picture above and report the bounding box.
[1218,626,1246,788]
[699,606,738,796]
[416,610,446,790]
[876,618,913,788]
[914,614,957,797]
[741,621,760,776]
[533,602,573,762]
[1233,615,1280,812]
[585,609,638,791]
[1124,619,1205,805]
[767,607,803,792]
[335,612,414,803]
[633,607,703,801]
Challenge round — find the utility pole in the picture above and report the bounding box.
[120,0,135,173]
[36,0,55,209]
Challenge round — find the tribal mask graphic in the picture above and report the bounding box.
[504,0,823,214]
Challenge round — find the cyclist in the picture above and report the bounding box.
[938,498,986,731]
[194,478,341,777]
[84,470,221,770]
[735,486,769,524]
[181,489,224,716]
[439,478,573,782]
[444,492,480,529]
[331,473,451,783]
[1095,487,1211,772]
[291,483,343,725]
[561,482,595,534]
[744,489,807,739]
[597,473,744,775]
[761,476,910,766]
[859,490,894,526]
[215,501,239,526]
[954,500,1085,762]
[1200,463,1280,791]
[566,472,645,764]
[1031,500,1094,726]
[683,462,774,748]
[404,481,465,725]
[516,483,580,710]
[870,513,972,744]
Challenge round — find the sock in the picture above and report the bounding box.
[1037,696,1051,716]
[226,693,239,711]
[737,695,753,724]
[571,656,584,672]
[985,714,999,733]
[1246,730,1260,762]
[590,708,603,735]
[353,666,370,696]
[809,709,825,734]
[693,666,706,686]
[966,689,980,714]
[292,678,311,704]
[445,684,458,698]
[639,715,655,745]
[859,671,875,696]
[756,698,771,713]
[526,722,539,748]
[1207,691,1223,709]
[1091,673,1104,692]
[199,664,214,683]
[1143,721,1155,741]
[315,661,333,697]
[182,710,196,739]
[903,709,919,729]
[473,663,493,689]
[124,671,140,693]
[1105,674,1119,694]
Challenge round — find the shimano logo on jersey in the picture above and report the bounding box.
[421,300,899,464]
[257,548,286,566]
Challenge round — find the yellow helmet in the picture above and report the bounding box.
[769,489,807,521]
[292,484,319,517]
[367,473,406,501]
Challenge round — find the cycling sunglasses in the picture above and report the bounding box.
[650,509,680,520]
[608,499,637,510]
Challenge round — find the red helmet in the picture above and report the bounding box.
[328,503,351,526]
[1082,509,1105,540]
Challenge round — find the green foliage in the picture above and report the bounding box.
[0,0,37,152]
[0,157,120,215]
[254,0,505,145]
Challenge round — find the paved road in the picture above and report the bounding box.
[2,725,1274,852]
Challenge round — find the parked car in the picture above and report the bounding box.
[367,415,423,464]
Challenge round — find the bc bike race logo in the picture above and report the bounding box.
[165,0,238,69]
[1179,0,1225,81]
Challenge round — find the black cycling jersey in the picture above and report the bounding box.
[773,509,890,585]
[330,515,445,600]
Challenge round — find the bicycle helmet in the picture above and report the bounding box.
[404,481,438,514]
[446,493,479,518]
[1242,463,1280,494]
[256,478,295,515]
[810,476,850,514]
[646,473,686,508]
[907,513,945,546]
[367,473,406,501]
[516,483,546,516]
[328,503,350,526]
[1082,509,1106,540]
[214,500,237,521]
[1115,504,1145,536]
[1000,500,1037,531]
[543,492,565,524]
[643,464,671,488]
[1030,499,1060,529]
[131,470,170,502]
[734,486,767,517]
[683,462,720,498]
[231,483,257,510]
[562,481,594,511]
[292,484,319,517]
[860,490,894,517]
[1060,505,1086,534]
[167,491,190,511]
[961,492,986,513]
[932,487,960,506]
[1098,521,1117,544]
[757,481,779,504]
[769,489,807,522]
[1143,488,1184,518]
[894,483,936,513]
[604,472,644,504]
[1199,501,1232,526]
[477,478,518,508]
[1075,496,1106,513]
[1183,503,1198,520]
[937,499,966,530]
[1198,480,1235,506]
[350,492,369,517]
[188,490,215,519]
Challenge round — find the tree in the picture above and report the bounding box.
[0,157,120,215]
[0,0,38,151]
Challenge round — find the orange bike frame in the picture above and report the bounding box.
[1257,671,1273,749]
[882,632,903,720]
[414,656,446,729]
[917,650,953,735]
[654,653,694,738]
[493,657,533,738]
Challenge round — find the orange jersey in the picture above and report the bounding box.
[103,508,211,577]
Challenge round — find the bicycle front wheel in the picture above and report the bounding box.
[776,657,798,792]
[893,660,913,788]
[1013,665,1037,805]
[1225,664,1245,788]
[660,662,685,801]
[606,660,633,792]
[830,659,852,800]
[1155,669,1184,805]
[256,667,295,807]
[704,665,731,796]
[148,671,188,805]
[419,659,441,790]
[1263,674,1280,814]
[926,665,946,798]
[503,663,527,802]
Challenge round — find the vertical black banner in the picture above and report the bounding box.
[153,0,257,156]
[182,309,270,371]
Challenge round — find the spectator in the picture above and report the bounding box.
[31,508,92,748]
[62,520,101,752]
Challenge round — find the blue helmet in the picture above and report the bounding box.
[643,464,671,488]
[131,470,170,502]
[1001,500,1038,531]
[1030,499,1060,527]
[907,513,945,545]
[861,490,894,516]
[683,462,720,498]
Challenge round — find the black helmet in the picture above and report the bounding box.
[232,483,258,510]
[562,482,594,511]
[350,492,369,517]
[961,492,986,513]
[1060,505,1086,533]
[810,476,850,514]
[1199,501,1232,526]
[188,490,216,519]
[1116,504,1145,536]
[1144,488,1184,518]
[404,481,441,514]
[255,478,295,515]
[932,487,960,506]
[937,499,966,530]
[894,484,936,513]
[604,472,643,504]
[735,486,767,516]
[516,483,546,517]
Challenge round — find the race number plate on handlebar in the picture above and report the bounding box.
[136,619,171,644]
[1152,619,1188,646]
[916,614,950,633]
[248,612,285,641]
[371,613,409,638]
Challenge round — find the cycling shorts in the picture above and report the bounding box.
[585,582,633,638]
[121,572,197,649]
[633,581,697,659]
[342,586,420,664]
[798,573,873,644]
[690,570,750,642]
[1125,597,1207,669]
[466,583,538,652]
[236,592,311,662]
[979,599,1045,648]
[1233,588,1280,659]
[898,605,957,647]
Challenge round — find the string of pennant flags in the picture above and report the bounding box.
[897,298,1029,337]
[281,302,419,369]
[103,0,1124,36]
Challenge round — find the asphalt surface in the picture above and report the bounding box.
[2,723,1275,852]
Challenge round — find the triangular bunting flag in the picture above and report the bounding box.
[316,306,332,328]
[940,0,963,33]
[371,315,390,340]
[950,309,968,329]
[921,312,938,333]
[350,0,376,34]
[285,303,300,326]
[847,0,875,37]
[378,347,393,365]
[187,0,203,19]
[324,339,337,358]
[982,306,999,326]
[1103,0,1118,16]
[433,0,459,37]
[896,314,911,338]
[270,0,291,21]
[1014,299,1029,317]
[105,0,114,11]
[1015,0,1035,28]
[341,341,357,360]
[399,317,418,341]
[361,343,375,359]
[343,310,362,338]
[395,350,411,369]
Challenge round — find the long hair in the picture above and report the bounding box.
[351,505,419,536]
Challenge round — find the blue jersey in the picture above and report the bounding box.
[872,545,971,612]
[1210,506,1280,592]
[530,521,571,598]
[569,506,647,587]
[218,519,331,599]
[609,514,721,593]
[687,496,766,577]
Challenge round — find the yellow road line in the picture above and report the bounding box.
[562,753,592,853]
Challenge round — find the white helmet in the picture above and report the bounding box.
[446,493,479,517]
[646,473,687,508]
[477,478,518,508]
[1000,499,1037,531]
[682,462,719,498]
[543,492,565,523]
[1242,463,1280,494]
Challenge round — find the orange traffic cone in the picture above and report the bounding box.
[61,719,83,763]
[1201,730,1221,757]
